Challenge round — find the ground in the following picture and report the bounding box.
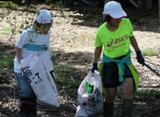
[0,2,160,117]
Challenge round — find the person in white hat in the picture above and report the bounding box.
[14,9,53,117]
[91,1,145,117]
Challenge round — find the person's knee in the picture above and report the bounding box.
[105,95,116,102]
[105,87,117,102]
[21,87,34,97]
[123,88,133,98]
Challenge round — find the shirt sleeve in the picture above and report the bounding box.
[128,19,134,37]
[15,30,29,49]
[94,33,103,47]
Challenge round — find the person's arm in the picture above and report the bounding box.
[91,46,102,72]
[15,47,22,63]
[130,36,140,51]
[93,46,102,63]
[130,36,145,65]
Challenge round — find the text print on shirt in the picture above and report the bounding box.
[107,34,129,48]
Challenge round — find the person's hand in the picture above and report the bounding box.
[91,63,98,73]
[18,63,22,72]
[136,50,145,66]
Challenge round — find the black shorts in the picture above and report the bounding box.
[103,62,133,88]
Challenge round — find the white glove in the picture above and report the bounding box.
[18,63,22,72]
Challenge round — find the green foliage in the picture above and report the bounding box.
[56,1,64,17]
[135,90,160,96]
[55,75,80,88]
[28,9,36,13]
[45,0,52,3]
[0,55,14,68]
[0,1,18,10]
[142,48,157,56]
[54,63,81,88]
[0,27,12,35]
[132,48,157,57]
[27,6,38,13]
[52,56,55,61]
[116,89,160,97]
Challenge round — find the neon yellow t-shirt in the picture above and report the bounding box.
[94,18,133,58]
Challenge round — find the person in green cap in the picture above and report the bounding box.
[91,1,145,117]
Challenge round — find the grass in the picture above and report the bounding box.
[132,48,157,57]
[115,89,160,98]
[0,27,12,35]
[0,55,14,68]
[142,48,157,56]
[0,1,18,10]
[135,90,160,96]
[54,62,81,88]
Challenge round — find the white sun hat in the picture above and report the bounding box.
[102,1,127,19]
[36,9,53,24]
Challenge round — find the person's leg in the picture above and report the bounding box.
[104,88,117,117]
[15,73,37,117]
[19,97,37,117]
[103,62,119,117]
[122,78,133,99]
[122,78,133,117]
[121,64,134,117]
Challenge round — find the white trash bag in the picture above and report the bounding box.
[38,51,58,94]
[75,71,103,117]
[21,51,59,107]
